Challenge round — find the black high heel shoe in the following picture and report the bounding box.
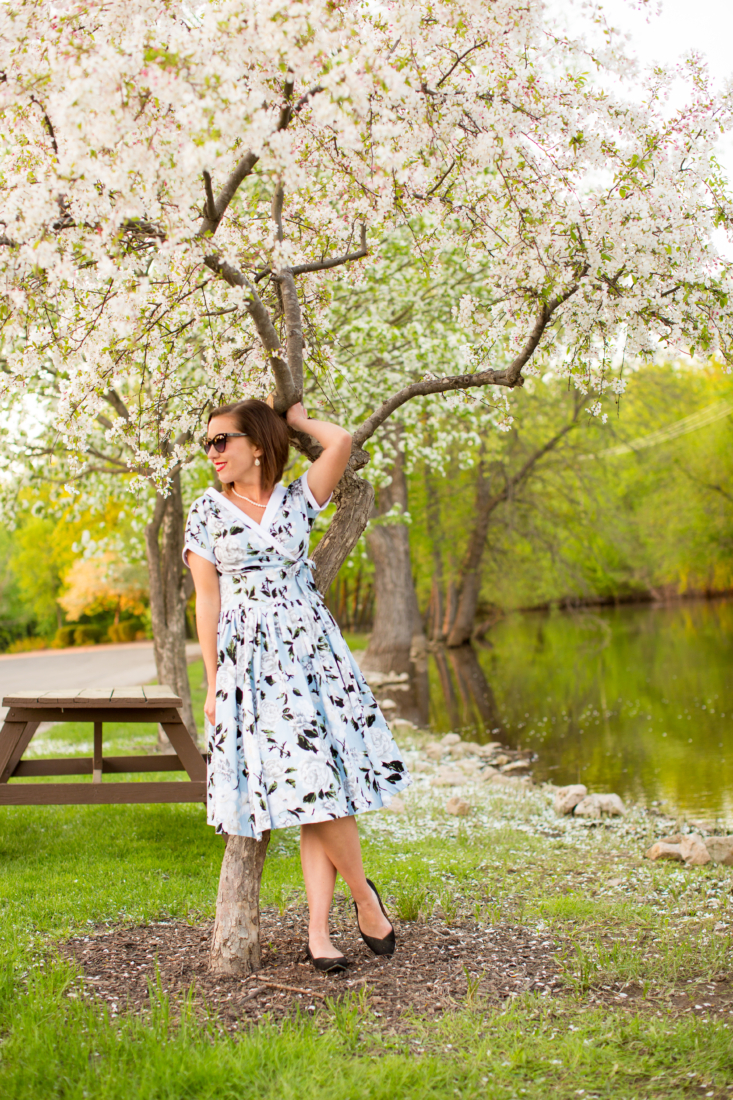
[305,945,349,973]
[354,878,396,957]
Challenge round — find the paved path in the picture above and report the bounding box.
[0,641,201,721]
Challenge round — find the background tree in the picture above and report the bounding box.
[2,0,732,974]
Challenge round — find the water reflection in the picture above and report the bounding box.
[383,600,733,825]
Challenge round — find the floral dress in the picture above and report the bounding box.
[183,472,411,839]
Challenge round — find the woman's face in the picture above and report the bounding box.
[206,414,263,484]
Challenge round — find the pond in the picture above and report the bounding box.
[385,599,733,826]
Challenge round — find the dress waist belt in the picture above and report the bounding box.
[219,558,317,612]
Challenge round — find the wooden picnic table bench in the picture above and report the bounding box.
[0,686,206,806]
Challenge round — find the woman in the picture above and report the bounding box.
[184,398,411,972]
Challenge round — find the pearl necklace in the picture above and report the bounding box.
[230,485,268,508]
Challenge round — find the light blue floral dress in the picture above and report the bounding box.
[183,472,411,839]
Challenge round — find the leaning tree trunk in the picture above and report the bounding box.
[210,831,270,975]
[144,468,198,746]
[361,446,424,675]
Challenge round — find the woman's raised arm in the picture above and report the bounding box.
[286,402,352,506]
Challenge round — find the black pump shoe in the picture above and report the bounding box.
[305,945,349,973]
[354,877,396,957]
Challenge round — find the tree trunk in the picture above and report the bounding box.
[361,446,424,674]
[446,449,495,647]
[144,469,198,747]
[210,832,270,976]
[424,468,446,642]
[446,418,581,647]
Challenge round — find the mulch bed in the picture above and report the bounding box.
[58,902,563,1031]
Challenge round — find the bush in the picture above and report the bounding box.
[73,624,102,646]
[5,637,48,654]
[51,626,76,649]
[107,620,140,643]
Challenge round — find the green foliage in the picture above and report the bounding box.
[406,364,733,613]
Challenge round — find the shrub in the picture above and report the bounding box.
[73,625,102,646]
[51,626,76,649]
[6,637,48,654]
[107,620,141,643]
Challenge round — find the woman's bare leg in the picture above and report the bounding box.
[300,823,340,957]
[300,817,391,957]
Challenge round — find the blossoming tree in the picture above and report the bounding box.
[2,0,732,972]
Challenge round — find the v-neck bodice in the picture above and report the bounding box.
[183,471,328,575]
[208,483,286,538]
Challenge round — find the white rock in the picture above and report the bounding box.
[390,719,416,735]
[596,793,627,816]
[408,759,431,773]
[431,769,465,788]
[448,742,475,759]
[440,733,462,746]
[477,742,503,756]
[454,758,481,776]
[573,795,602,819]
[679,833,710,866]
[445,797,471,817]
[553,784,588,815]
[501,760,532,775]
[645,841,684,862]
[705,836,733,865]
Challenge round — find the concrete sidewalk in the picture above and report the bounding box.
[0,640,202,721]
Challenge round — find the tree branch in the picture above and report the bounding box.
[351,370,503,447]
[272,182,285,243]
[103,388,131,420]
[277,269,303,395]
[254,224,368,284]
[198,79,322,238]
[203,253,298,411]
[29,94,58,155]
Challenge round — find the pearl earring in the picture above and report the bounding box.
[254,458,260,466]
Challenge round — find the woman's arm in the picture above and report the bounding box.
[286,401,352,506]
[188,552,220,725]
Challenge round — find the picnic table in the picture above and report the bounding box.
[0,686,206,805]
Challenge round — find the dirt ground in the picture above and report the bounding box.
[58,903,733,1029]
[58,902,563,1032]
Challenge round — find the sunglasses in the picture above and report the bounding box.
[201,432,249,454]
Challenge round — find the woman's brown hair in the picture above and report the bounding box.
[207,399,290,490]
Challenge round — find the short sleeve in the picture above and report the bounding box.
[300,470,332,527]
[182,497,217,567]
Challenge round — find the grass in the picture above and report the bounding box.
[0,659,732,1097]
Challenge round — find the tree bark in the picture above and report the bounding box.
[424,468,446,642]
[361,446,424,674]
[446,449,495,647]
[144,469,198,747]
[210,832,270,976]
[312,464,374,593]
[446,419,579,647]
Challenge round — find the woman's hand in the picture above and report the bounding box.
[204,685,216,726]
[286,401,309,430]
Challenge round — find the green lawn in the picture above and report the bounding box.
[0,660,732,1098]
